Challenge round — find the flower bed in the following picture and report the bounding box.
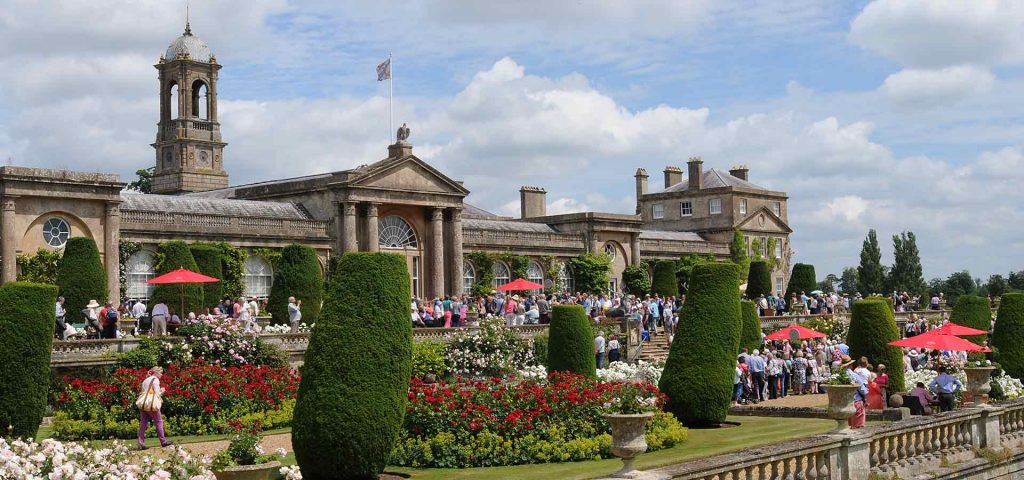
[390,372,687,468]
[445,316,536,378]
[0,437,214,479]
[53,363,298,440]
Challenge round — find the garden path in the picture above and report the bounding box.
[752,393,828,408]
[182,433,292,458]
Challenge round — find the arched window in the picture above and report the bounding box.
[603,242,617,260]
[192,80,209,120]
[557,262,574,293]
[491,262,510,289]
[42,217,71,248]
[126,250,157,300]
[168,82,180,119]
[527,261,544,293]
[244,256,273,299]
[378,216,418,249]
[462,262,475,294]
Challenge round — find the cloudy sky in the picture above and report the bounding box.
[2,0,1023,281]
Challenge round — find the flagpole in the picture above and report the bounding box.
[389,52,394,142]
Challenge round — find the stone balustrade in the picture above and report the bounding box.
[759,309,959,332]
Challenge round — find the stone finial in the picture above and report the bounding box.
[209,54,217,64]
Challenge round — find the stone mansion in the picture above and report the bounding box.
[0,24,793,302]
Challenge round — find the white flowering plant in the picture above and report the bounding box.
[445,316,535,378]
[261,323,312,334]
[279,465,303,480]
[0,437,215,479]
[597,360,663,385]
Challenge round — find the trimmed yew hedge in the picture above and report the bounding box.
[949,294,991,345]
[189,244,223,310]
[848,298,904,392]
[0,281,59,438]
[651,260,679,297]
[547,304,596,379]
[994,293,1024,379]
[785,263,816,310]
[292,252,412,479]
[746,260,772,299]
[659,263,741,427]
[739,300,762,353]
[55,237,107,311]
[150,241,204,315]
[268,244,324,326]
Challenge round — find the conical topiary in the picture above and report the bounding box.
[268,244,324,326]
[548,304,597,378]
[292,252,412,479]
[0,281,59,438]
[189,244,223,311]
[55,237,107,311]
[651,260,679,297]
[949,294,992,345]
[848,298,905,392]
[784,263,816,310]
[746,260,772,299]
[993,293,1024,379]
[150,241,204,316]
[659,262,741,427]
[739,300,762,354]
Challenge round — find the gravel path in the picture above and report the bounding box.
[182,433,293,458]
[751,393,828,408]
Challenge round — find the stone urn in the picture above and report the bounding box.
[964,367,996,406]
[825,384,859,432]
[214,461,281,480]
[606,413,654,478]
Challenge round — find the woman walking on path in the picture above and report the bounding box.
[136,366,174,450]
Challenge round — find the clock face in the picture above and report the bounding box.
[198,150,212,169]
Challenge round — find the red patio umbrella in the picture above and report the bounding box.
[764,324,828,341]
[889,330,986,352]
[931,322,988,337]
[495,278,545,292]
[148,268,220,316]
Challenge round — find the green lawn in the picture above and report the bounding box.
[388,416,836,480]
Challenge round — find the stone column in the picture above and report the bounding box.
[365,203,379,252]
[0,197,15,283]
[430,208,445,298]
[341,202,357,254]
[104,202,121,302]
[630,233,641,266]
[448,208,464,296]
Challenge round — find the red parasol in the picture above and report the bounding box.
[931,322,988,337]
[495,278,544,292]
[764,324,828,341]
[148,268,220,315]
[889,330,986,352]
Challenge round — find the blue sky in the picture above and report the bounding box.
[1,0,1023,282]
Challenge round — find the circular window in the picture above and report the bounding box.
[43,217,70,248]
[603,243,617,260]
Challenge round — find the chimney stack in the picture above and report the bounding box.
[634,168,648,215]
[687,157,703,190]
[520,186,547,218]
[729,164,749,181]
[663,166,682,189]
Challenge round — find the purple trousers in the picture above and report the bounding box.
[138,410,167,447]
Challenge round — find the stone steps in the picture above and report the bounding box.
[637,334,673,363]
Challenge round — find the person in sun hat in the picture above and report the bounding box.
[81,299,102,339]
[841,355,869,428]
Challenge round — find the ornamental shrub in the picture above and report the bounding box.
[622,264,652,295]
[189,244,223,310]
[746,260,772,299]
[948,294,991,345]
[659,263,741,427]
[739,300,762,353]
[547,304,596,379]
[784,263,816,310]
[411,340,447,380]
[848,298,905,392]
[150,241,204,315]
[268,244,324,325]
[0,281,58,438]
[293,252,412,480]
[569,253,611,294]
[55,237,107,311]
[651,261,680,297]
[993,293,1024,379]
[532,332,549,367]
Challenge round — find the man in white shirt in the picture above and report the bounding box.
[594,332,606,369]
[132,300,148,319]
[151,302,169,336]
[288,296,302,333]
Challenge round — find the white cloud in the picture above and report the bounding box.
[820,196,871,223]
[880,65,995,108]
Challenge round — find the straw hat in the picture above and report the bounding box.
[839,355,856,368]
[86,300,100,309]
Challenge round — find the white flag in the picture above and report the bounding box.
[377,58,391,81]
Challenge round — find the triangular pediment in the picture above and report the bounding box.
[346,155,469,196]
[736,206,792,234]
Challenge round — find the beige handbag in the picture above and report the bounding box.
[135,377,162,412]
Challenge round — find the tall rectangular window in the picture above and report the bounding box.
[653,203,665,219]
[760,237,768,257]
[773,202,781,216]
[775,277,784,294]
[680,201,692,216]
[775,240,782,259]
[740,198,747,215]
[412,256,421,297]
[709,198,722,215]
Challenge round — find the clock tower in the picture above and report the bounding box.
[151,21,228,194]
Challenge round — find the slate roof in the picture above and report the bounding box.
[662,168,769,193]
[121,193,311,220]
[639,230,706,242]
[463,203,503,220]
[463,218,560,234]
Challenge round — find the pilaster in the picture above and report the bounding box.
[430,208,445,298]
[365,203,379,252]
[104,202,121,302]
[630,233,641,266]
[448,208,464,296]
[0,197,15,283]
[341,202,357,254]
